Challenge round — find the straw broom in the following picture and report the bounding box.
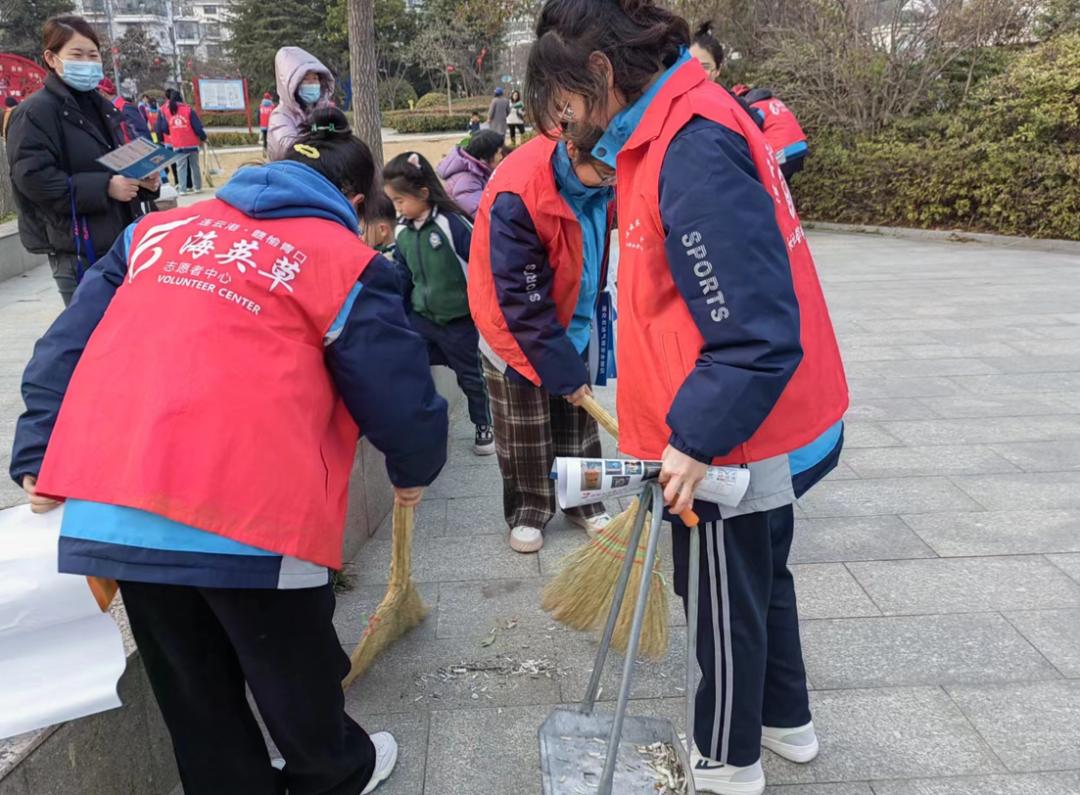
[343,503,427,688]
[541,396,698,660]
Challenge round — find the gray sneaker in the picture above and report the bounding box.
[761,720,819,763]
[690,746,765,795]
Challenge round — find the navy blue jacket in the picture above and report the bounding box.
[658,117,803,460]
[115,99,152,141]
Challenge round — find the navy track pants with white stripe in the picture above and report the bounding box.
[672,504,812,766]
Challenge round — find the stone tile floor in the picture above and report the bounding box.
[3,230,1080,794]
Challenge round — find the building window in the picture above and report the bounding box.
[175,21,200,40]
[203,4,218,14]
[206,44,223,59]
[205,23,221,38]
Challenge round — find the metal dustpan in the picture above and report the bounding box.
[539,482,701,795]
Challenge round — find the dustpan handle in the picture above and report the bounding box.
[685,521,700,794]
[578,395,700,527]
[598,482,666,795]
[580,485,653,715]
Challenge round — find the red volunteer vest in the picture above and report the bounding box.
[36,199,376,568]
[614,60,847,464]
[259,103,274,128]
[751,96,807,152]
[162,103,200,148]
[469,135,587,387]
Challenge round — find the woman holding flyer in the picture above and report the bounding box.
[469,131,616,554]
[525,1,848,792]
[7,15,159,305]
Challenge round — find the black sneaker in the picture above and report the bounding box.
[474,425,495,456]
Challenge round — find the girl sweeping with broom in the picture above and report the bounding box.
[468,130,616,554]
[11,107,448,795]
[525,2,849,793]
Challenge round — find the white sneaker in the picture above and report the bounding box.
[360,732,398,795]
[509,525,543,553]
[690,746,765,795]
[762,721,819,763]
[565,512,612,539]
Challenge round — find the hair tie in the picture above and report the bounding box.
[407,152,421,169]
[311,123,338,133]
[293,143,321,159]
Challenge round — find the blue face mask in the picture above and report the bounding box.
[298,83,322,105]
[59,59,105,93]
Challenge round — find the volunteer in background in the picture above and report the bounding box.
[525,0,848,791]
[733,84,809,182]
[11,108,447,795]
[97,77,151,140]
[6,15,158,306]
[259,91,276,154]
[469,132,615,554]
[267,46,333,160]
[156,88,207,194]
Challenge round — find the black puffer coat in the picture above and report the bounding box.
[7,73,155,256]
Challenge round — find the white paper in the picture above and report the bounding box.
[553,457,750,511]
[0,505,127,740]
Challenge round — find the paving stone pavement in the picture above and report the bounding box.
[3,230,1080,795]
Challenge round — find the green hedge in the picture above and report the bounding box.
[207,131,261,147]
[201,112,253,127]
[796,33,1080,240]
[384,112,471,133]
[415,91,447,110]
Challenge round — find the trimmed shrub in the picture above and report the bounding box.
[385,113,471,134]
[380,81,418,111]
[415,91,447,110]
[200,112,253,127]
[207,131,261,147]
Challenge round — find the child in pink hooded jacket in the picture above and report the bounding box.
[435,130,504,217]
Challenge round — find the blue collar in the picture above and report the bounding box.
[552,141,612,210]
[592,48,692,169]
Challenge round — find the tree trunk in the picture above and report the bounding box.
[348,0,384,165]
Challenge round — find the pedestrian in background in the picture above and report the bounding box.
[506,88,526,144]
[258,91,275,154]
[383,151,495,456]
[526,0,848,791]
[7,15,158,305]
[267,46,333,160]
[11,107,446,795]
[156,88,207,194]
[487,86,510,139]
[733,84,809,182]
[2,96,18,139]
[469,132,615,554]
[436,129,505,218]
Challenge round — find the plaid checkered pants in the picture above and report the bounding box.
[483,357,607,530]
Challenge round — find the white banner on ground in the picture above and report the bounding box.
[553,457,750,510]
[0,505,126,740]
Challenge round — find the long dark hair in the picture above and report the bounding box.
[166,88,184,115]
[284,107,376,202]
[693,21,724,69]
[525,0,689,136]
[383,151,467,217]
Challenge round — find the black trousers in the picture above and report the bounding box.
[119,581,375,795]
[409,312,491,427]
[671,504,811,766]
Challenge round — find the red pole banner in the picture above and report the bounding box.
[243,78,252,133]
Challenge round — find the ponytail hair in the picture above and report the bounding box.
[166,88,183,115]
[525,0,689,136]
[383,150,468,218]
[284,107,376,202]
[692,20,724,69]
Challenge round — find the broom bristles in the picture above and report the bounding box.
[542,498,670,660]
[343,503,427,688]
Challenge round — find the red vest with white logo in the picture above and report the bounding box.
[36,199,375,568]
[750,96,807,152]
[259,102,274,128]
[613,60,847,464]
[162,103,200,148]
[469,135,588,387]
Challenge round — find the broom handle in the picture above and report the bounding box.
[579,395,700,527]
[388,503,414,589]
